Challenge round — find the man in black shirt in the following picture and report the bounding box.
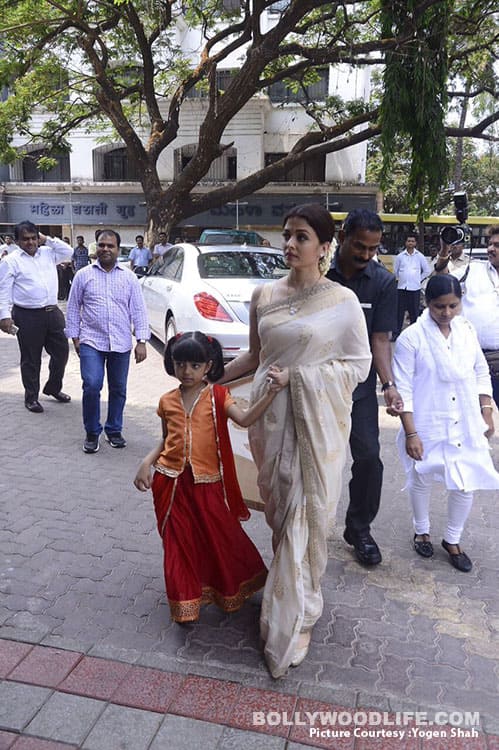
[327,209,402,565]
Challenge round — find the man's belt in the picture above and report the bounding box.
[13,304,58,312]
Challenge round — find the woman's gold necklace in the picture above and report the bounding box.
[287,276,322,315]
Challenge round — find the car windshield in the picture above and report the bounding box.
[118,245,132,259]
[198,251,288,279]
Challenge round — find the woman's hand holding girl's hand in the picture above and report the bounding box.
[134,463,152,491]
[405,434,424,461]
[266,364,289,390]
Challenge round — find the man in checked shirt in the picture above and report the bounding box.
[66,229,150,454]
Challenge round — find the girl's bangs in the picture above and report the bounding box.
[171,337,207,363]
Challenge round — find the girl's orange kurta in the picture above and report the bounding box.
[152,384,266,622]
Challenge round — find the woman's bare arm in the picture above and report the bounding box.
[219,285,263,383]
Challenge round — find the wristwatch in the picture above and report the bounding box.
[381,381,395,391]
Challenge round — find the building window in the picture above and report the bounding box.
[222,0,242,9]
[185,68,238,99]
[268,68,329,103]
[175,144,237,181]
[264,152,325,182]
[268,0,289,12]
[216,69,238,92]
[102,147,140,181]
[22,149,70,182]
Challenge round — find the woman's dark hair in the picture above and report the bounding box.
[164,331,225,382]
[282,203,335,243]
[425,274,462,302]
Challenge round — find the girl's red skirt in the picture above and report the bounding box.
[152,468,267,622]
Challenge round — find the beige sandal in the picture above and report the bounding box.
[291,631,311,667]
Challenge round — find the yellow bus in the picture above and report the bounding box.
[331,212,499,257]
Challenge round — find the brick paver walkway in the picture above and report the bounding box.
[1,328,499,749]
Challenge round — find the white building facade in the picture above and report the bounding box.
[0,5,379,246]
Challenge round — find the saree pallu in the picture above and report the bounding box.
[249,280,371,678]
[152,468,267,622]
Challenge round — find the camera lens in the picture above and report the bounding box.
[440,226,465,245]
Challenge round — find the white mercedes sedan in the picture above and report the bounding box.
[140,243,288,358]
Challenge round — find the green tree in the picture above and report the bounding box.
[367,135,499,215]
[0,0,497,236]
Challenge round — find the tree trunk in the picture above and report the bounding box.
[454,83,470,191]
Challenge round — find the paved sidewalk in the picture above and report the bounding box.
[1,330,499,749]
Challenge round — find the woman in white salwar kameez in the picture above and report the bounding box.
[221,204,371,678]
[392,274,499,572]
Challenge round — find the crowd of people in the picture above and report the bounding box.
[1,208,498,680]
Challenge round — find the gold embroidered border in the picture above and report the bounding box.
[168,569,267,622]
[153,463,180,479]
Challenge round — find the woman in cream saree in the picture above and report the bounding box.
[250,280,370,677]
[222,204,371,677]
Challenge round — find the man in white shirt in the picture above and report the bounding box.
[432,240,469,281]
[0,221,73,413]
[153,231,173,259]
[0,235,17,259]
[393,233,431,338]
[129,234,152,273]
[461,224,499,407]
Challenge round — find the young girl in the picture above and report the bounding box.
[392,274,499,572]
[134,331,279,623]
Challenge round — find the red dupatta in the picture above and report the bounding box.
[212,384,250,521]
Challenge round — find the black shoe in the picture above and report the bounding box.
[105,432,127,449]
[42,387,71,403]
[441,539,472,572]
[83,433,100,453]
[343,528,382,565]
[25,400,44,413]
[414,533,434,558]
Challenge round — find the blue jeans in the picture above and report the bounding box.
[79,344,131,436]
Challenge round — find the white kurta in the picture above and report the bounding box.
[392,310,499,492]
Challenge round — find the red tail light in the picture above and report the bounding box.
[194,292,233,321]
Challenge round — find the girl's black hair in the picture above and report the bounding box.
[425,274,462,302]
[164,331,225,382]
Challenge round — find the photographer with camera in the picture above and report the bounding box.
[433,193,471,281]
[433,239,468,279]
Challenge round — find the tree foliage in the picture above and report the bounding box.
[0,0,497,233]
[379,0,452,213]
[367,134,499,215]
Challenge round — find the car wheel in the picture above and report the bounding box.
[165,314,177,343]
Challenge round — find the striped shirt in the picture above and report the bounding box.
[66,261,150,352]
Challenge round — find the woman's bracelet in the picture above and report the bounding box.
[405,432,418,438]
[481,405,493,411]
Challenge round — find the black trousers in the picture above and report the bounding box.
[396,289,420,335]
[11,305,69,403]
[57,265,73,300]
[345,389,383,536]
